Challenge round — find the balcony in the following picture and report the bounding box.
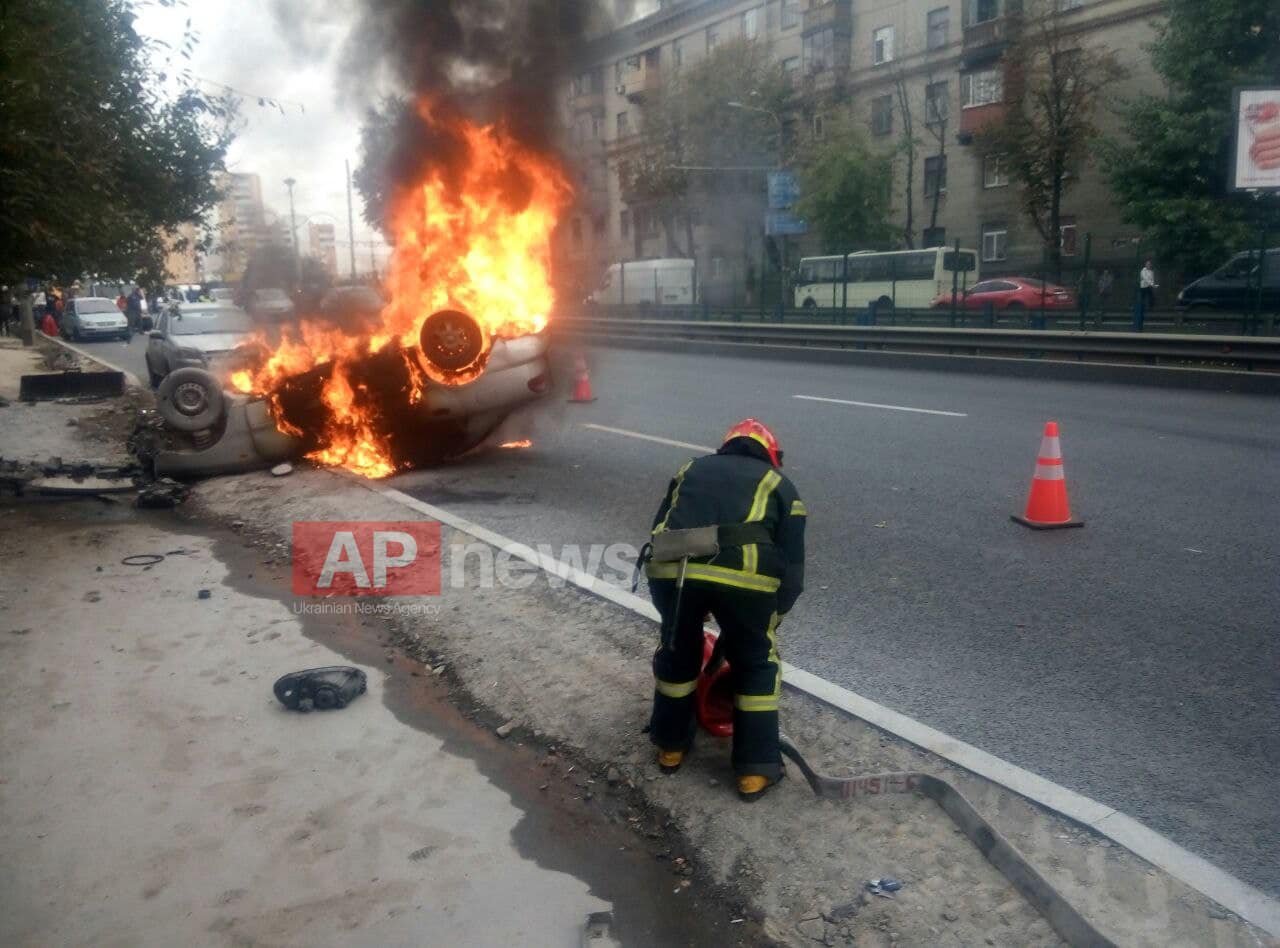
[959,102,1007,139]
[802,0,852,37]
[570,90,605,115]
[619,67,661,103]
[962,13,1021,66]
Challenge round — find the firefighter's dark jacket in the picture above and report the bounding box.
[646,438,806,614]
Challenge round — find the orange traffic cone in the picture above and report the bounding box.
[568,353,597,403]
[1011,421,1084,529]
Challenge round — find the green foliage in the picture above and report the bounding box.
[1103,0,1280,276]
[976,1,1126,270]
[353,97,408,234]
[621,38,791,255]
[0,0,233,285]
[794,118,895,254]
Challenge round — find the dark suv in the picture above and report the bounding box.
[1177,248,1280,312]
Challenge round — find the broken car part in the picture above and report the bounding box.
[19,369,126,402]
[273,666,368,712]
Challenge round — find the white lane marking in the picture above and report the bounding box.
[581,423,714,454]
[794,394,968,417]
[355,479,1280,938]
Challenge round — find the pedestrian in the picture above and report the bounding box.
[0,288,11,337]
[642,419,806,802]
[1097,268,1114,310]
[40,308,59,337]
[125,287,143,334]
[116,291,128,313]
[1139,259,1157,312]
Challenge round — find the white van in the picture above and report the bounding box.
[590,259,696,305]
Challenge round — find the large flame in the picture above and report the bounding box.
[230,106,572,477]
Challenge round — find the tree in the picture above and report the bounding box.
[794,116,895,253]
[621,39,791,268]
[0,0,234,285]
[1103,0,1280,278]
[975,0,1126,273]
[890,32,950,249]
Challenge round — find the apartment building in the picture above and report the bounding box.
[163,221,201,285]
[309,221,339,278]
[558,0,1167,302]
[214,172,267,283]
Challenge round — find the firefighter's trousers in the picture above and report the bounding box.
[648,578,782,781]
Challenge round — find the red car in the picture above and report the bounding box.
[931,277,1077,313]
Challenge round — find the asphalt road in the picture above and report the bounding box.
[78,333,151,385]
[396,346,1280,898]
[79,334,1280,896]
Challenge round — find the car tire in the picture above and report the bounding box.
[801,298,817,309]
[1005,302,1026,314]
[873,296,894,317]
[157,367,225,432]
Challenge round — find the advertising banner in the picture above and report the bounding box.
[1230,88,1280,192]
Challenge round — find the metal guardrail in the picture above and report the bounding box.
[558,315,1280,372]
[576,302,1280,336]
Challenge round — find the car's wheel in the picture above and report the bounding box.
[873,296,894,317]
[157,366,225,432]
[420,309,485,372]
[801,298,817,309]
[1005,302,1026,314]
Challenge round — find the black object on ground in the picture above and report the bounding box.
[273,666,368,712]
[136,477,188,509]
[197,589,211,600]
[121,554,165,566]
[20,370,126,402]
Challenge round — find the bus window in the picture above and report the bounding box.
[944,251,977,273]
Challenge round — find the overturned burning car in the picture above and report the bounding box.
[151,107,571,480]
[151,309,551,478]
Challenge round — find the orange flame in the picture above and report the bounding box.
[499,439,533,449]
[230,106,572,477]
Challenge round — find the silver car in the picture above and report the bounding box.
[61,297,129,341]
[144,304,254,388]
[247,287,295,321]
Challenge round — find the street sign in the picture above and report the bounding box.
[766,211,807,236]
[1229,87,1280,192]
[767,171,801,210]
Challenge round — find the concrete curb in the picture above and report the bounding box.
[358,480,1280,938]
[35,332,143,389]
[559,330,1280,395]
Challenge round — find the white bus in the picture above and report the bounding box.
[589,258,696,305]
[794,247,979,312]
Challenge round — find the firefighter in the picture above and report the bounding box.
[644,419,806,801]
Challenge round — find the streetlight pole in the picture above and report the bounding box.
[345,160,359,281]
[283,177,299,288]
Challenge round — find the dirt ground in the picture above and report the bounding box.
[187,467,1278,948]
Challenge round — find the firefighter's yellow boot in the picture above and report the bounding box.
[656,749,685,773]
[737,774,779,802]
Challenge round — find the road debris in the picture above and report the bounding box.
[495,719,518,738]
[867,877,904,899]
[272,666,367,712]
[271,462,293,477]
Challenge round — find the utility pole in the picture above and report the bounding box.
[345,160,358,281]
[283,177,299,289]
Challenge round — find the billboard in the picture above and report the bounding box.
[1230,87,1280,192]
[766,171,807,235]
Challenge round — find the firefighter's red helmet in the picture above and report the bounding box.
[722,418,782,467]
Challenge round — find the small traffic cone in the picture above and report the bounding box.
[567,352,597,403]
[1011,421,1084,530]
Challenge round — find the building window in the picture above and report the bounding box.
[873,26,894,65]
[742,8,759,40]
[925,82,949,124]
[924,155,947,197]
[781,0,800,29]
[813,113,826,139]
[982,224,1008,262]
[591,114,602,139]
[923,226,946,247]
[593,216,606,237]
[620,209,631,239]
[641,208,659,238]
[803,28,835,73]
[961,69,1003,107]
[1059,217,1078,257]
[672,37,683,70]
[871,95,894,136]
[983,154,1009,188]
[616,111,630,137]
[969,0,1000,26]
[782,56,800,75]
[706,24,720,52]
[927,8,950,49]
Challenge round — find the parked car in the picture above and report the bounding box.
[144,303,255,388]
[61,297,129,341]
[931,277,1076,313]
[246,287,295,321]
[209,287,237,302]
[1176,248,1280,312]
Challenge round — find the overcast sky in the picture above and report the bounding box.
[134,1,391,277]
[132,0,659,278]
